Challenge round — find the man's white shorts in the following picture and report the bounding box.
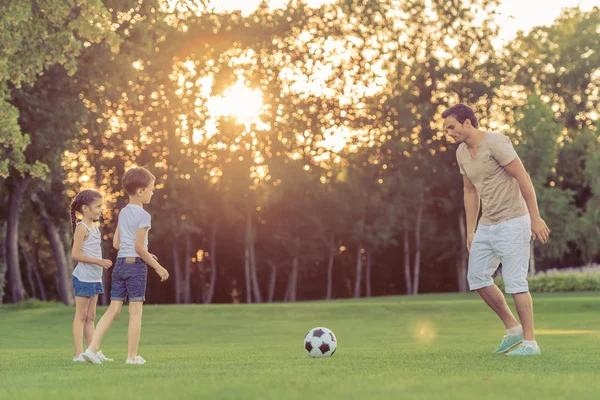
[468,214,531,294]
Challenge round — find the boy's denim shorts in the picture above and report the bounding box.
[111,257,148,302]
[72,276,104,297]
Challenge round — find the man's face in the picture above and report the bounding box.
[444,116,468,144]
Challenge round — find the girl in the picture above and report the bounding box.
[70,189,114,363]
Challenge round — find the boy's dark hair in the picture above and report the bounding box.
[70,189,102,234]
[441,104,479,128]
[122,167,155,196]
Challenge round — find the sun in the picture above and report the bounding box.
[205,78,264,124]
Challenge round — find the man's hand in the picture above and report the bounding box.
[155,266,169,281]
[150,253,158,261]
[531,217,550,244]
[466,232,475,253]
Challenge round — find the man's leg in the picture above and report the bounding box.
[512,292,535,341]
[498,215,539,355]
[476,284,520,329]
[468,225,519,328]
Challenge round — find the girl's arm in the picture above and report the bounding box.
[71,225,103,265]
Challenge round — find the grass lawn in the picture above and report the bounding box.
[1,292,600,399]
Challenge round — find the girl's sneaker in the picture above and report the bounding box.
[97,350,114,362]
[73,353,86,362]
[126,356,147,365]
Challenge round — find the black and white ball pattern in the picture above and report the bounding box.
[304,327,337,357]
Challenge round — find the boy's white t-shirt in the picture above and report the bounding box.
[117,204,151,258]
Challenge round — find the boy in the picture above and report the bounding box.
[83,167,169,365]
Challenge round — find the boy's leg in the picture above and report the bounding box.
[124,261,147,361]
[88,300,123,353]
[127,301,143,360]
[83,295,99,348]
[73,296,92,357]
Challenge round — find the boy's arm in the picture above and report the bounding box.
[134,227,169,281]
[113,225,120,250]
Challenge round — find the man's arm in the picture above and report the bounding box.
[463,175,480,252]
[504,157,550,244]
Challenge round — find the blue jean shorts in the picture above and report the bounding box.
[111,257,148,302]
[72,276,104,297]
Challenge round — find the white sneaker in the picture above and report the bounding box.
[97,350,114,362]
[82,348,102,364]
[126,355,147,365]
[73,353,86,362]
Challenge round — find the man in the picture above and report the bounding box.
[443,104,550,356]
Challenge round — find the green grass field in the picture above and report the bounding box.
[1,293,600,399]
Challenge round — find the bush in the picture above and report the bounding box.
[495,264,600,292]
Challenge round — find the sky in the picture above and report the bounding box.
[493,0,600,47]
[205,0,599,47]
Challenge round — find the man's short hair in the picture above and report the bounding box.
[122,167,155,196]
[442,104,479,128]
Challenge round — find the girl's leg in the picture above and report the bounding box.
[83,295,99,348]
[127,301,143,360]
[73,296,92,357]
[88,300,123,353]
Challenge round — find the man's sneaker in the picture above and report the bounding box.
[97,350,114,362]
[126,355,147,365]
[493,333,523,354]
[73,353,86,363]
[507,344,541,356]
[82,348,102,364]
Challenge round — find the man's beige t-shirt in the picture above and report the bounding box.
[456,131,528,226]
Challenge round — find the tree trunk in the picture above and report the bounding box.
[403,230,412,295]
[6,179,29,303]
[285,237,300,302]
[172,243,182,304]
[244,210,253,304]
[267,261,277,303]
[457,209,469,293]
[365,249,372,297]
[45,216,74,305]
[529,242,536,276]
[183,234,191,304]
[19,242,37,299]
[198,260,206,304]
[99,226,111,305]
[353,243,363,298]
[0,220,7,304]
[412,203,423,295]
[326,233,335,300]
[250,239,262,303]
[29,236,47,301]
[205,218,218,304]
[244,244,252,303]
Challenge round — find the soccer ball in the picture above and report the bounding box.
[304,327,337,357]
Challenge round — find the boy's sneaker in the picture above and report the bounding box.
[507,344,541,356]
[126,356,147,365]
[97,350,114,362]
[82,348,102,364]
[493,333,523,354]
[73,353,86,363]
